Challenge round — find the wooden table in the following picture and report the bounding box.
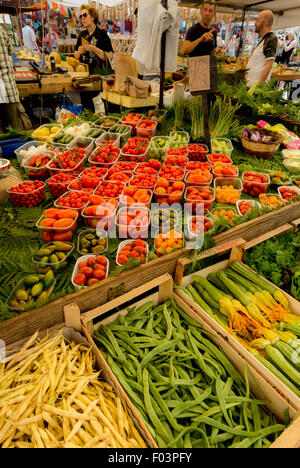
[271,70,300,81]
[17,73,101,97]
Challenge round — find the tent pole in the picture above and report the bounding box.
[159,0,168,109]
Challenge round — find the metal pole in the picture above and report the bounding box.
[159,0,168,109]
[236,8,246,58]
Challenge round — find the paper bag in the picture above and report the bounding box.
[114,53,138,95]
[123,76,151,98]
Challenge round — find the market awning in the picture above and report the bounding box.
[179,0,300,29]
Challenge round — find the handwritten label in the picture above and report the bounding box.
[196,239,241,260]
[188,55,211,92]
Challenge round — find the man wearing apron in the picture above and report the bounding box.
[246,10,278,88]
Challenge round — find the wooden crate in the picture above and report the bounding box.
[65,273,300,448]
[174,225,300,413]
[3,320,157,448]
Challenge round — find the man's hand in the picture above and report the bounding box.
[201,29,215,43]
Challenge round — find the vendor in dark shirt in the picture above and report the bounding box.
[74,4,114,111]
[180,0,217,58]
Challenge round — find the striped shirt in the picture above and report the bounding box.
[0,27,19,103]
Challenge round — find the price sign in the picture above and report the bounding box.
[188,55,211,93]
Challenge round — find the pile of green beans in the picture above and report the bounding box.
[93,299,287,448]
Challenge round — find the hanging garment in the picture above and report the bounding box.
[132,0,180,74]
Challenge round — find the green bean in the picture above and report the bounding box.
[142,368,173,444]
[215,375,234,428]
[140,339,179,371]
[125,301,154,323]
[163,303,173,340]
[148,375,183,433]
[171,387,212,418]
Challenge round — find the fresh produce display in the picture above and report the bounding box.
[186,169,212,186]
[136,119,157,139]
[48,147,86,175]
[73,255,108,286]
[89,144,120,166]
[47,173,77,199]
[244,230,300,300]
[117,207,149,238]
[212,207,237,223]
[212,162,238,178]
[148,136,169,159]
[135,159,162,174]
[121,112,143,130]
[186,161,211,172]
[22,153,53,180]
[108,161,137,175]
[182,261,300,396]
[188,215,213,237]
[170,131,189,148]
[130,174,157,189]
[0,330,147,448]
[164,154,188,166]
[7,270,55,311]
[155,229,184,256]
[211,138,233,153]
[215,179,242,204]
[94,180,125,200]
[68,177,97,193]
[121,186,152,207]
[259,193,285,210]
[185,187,215,213]
[55,191,90,212]
[166,147,188,158]
[82,197,118,230]
[8,180,45,207]
[37,207,78,242]
[109,124,131,146]
[33,241,74,272]
[17,142,47,162]
[32,124,61,142]
[158,165,185,181]
[108,171,131,183]
[151,208,179,231]
[97,116,119,129]
[121,137,150,162]
[268,170,291,186]
[1,107,300,333]
[117,239,148,266]
[188,144,208,162]
[242,172,270,197]
[154,178,185,205]
[237,200,261,216]
[77,230,107,255]
[208,153,233,165]
[278,186,300,202]
[94,299,286,448]
[54,122,103,143]
[80,166,108,183]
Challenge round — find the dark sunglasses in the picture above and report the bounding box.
[79,13,88,19]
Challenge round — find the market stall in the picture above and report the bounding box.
[0,0,300,452]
